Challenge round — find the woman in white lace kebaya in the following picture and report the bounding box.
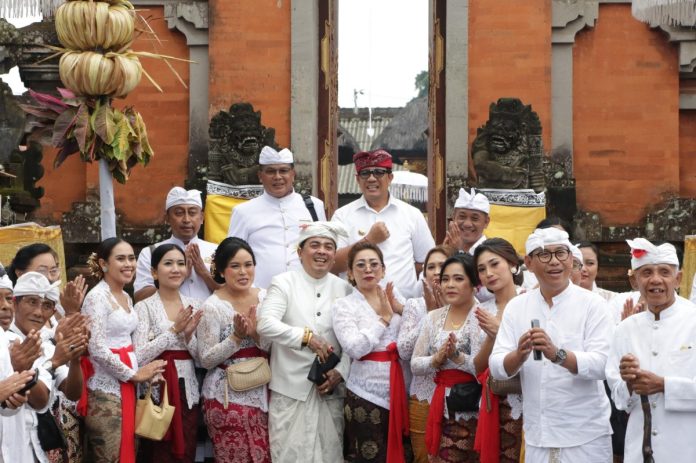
[133,243,204,462]
[472,238,524,462]
[333,241,409,463]
[395,245,454,463]
[411,253,489,463]
[80,238,167,463]
[197,237,271,463]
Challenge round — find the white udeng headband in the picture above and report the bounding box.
[626,237,679,270]
[165,187,202,210]
[453,188,490,214]
[525,227,572,256]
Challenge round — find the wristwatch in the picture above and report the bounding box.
[553,348,568,365]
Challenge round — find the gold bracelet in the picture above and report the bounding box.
[306,331,314,347]
[301,327,311,347]
[169,326,181,335]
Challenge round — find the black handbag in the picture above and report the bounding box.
[36,410,68,451]
[446,382,482,413]
[307,352,340,385]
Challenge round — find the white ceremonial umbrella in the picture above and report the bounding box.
[632,0,696,26]
[390,170,428,203]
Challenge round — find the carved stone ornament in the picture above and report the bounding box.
[472,98,546,193]
[208,102,278,186]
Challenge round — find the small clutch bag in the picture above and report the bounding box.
[307,352,340,385]
[446,382,482,413]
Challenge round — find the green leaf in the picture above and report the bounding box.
[93,102,116,145]
[135,112,154,159]
[73,104,91,153]
[52,108,78,147]
[113,116,134,159]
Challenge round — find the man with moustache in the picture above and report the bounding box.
[134,187,217,302]
[227,146,326,289]
[606,238,696,463]
[257,222,352,463]
[489,227,614,462]
[331,149,434,298]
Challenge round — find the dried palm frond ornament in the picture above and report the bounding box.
[18,0,190,239]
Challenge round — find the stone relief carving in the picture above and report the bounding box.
[471,98,545,193]
[207,102,278,186]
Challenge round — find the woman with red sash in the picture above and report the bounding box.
[133,243,204,462]
[197,237,271,463]
[472,238,525,463]
[411,253,488,462]
[333,241,410,463]
[80,238,167,462]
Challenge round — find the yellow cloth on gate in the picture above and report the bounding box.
[0,223,66,285]
[204,194,249,244]
[486,204,546,256]
[681,235,696,300]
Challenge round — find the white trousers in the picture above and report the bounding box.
[525,434,612,463]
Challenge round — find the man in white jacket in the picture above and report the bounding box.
[257,221,352,463]
[606,238,696,463]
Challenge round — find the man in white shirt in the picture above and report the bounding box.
[331,149,434,298]
[444,187,490,254]
[4,272,86,463]
[606,238,696,463]
[489,227,613,462]
[227,146,326,289]
[134,187,218,302]
[257,222,352,463]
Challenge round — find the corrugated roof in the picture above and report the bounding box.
[338,107,401,152]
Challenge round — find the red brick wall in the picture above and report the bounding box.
[468,1,552,151]
[208,0,291,147]
[35,7,190,226]
[573,4,679,225]
[679,110,696,197]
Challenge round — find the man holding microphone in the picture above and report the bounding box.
[489,227,614,462]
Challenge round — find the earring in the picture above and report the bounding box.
[102,266,108,273]
[511,266,519,275]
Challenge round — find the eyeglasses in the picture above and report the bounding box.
[533,248,571,263]
[572,261,583,271]
[358,168,391,179]
[35,266,60,279]
[354,261,382,271]
[21,296,56,311]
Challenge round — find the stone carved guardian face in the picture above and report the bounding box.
[486,117,522,155]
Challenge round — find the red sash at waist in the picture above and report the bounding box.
[359,342,409,463]
[426,369,477,456]
[158,349,194,459]
[474,368,500,463]
[217,346,269,370]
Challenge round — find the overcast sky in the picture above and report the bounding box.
[4,2,429,108]
[338,0,428,109]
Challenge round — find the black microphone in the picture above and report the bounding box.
[531,319,541,361]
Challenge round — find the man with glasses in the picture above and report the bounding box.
[331,149,434,298]
[489,227,614,462]
[227,146,326,288]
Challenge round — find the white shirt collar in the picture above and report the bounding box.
[261,189,297,204]
[169,234,199,248]
[356,194,396,212]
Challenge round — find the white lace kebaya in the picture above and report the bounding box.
[197,291,270,411]
[83,280,139,397]
[133,292,202,409]
[397,297,436,402]
[333,288,405,410]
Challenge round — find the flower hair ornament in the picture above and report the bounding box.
[86,252,104,279]
[209,251,217,278]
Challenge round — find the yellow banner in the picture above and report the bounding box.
[0,223,66,285]
[204,194,249,244]
[486,204,546,256]
[681,235,696,300]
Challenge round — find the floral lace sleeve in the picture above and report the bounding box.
[397,297,426,360]
[332,294,386,360]
[132,298,179,365]
[197,299,237,369]
[410,309,438,376]
[84,289,135,382]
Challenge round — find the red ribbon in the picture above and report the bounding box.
[158,350,194,459]
[425,369,477,456]
[78,346,137,463]
[217,346,270,370]
[474,369,500,463]
[359,342,409,463]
